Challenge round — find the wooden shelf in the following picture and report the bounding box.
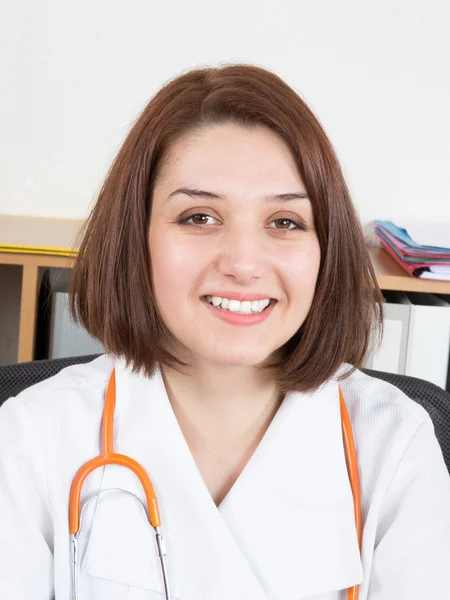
[1,214,450,363]
[0,252,75,363]
[368,247,450,294]
[0,215,79,362]
[0,252,75,269]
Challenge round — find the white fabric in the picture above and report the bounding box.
[0,353,449,599]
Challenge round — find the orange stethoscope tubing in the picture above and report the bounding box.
[68,369,362,600]
[340,385,362,600]
[68,369,171,600]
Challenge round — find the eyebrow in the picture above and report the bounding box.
[165,187,309,203]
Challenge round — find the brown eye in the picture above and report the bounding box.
[268,218,304,232]
[178,213,217,227]
[190,214,209,225]
[275,219,292,230]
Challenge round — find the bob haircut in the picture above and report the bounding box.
[69,63,384,395]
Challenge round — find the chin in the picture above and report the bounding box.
[200,348,276,368]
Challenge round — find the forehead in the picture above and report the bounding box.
[157,124,306,192]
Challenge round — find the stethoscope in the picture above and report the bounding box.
[68,368,362,600]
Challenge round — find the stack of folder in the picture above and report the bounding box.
[0,215,82,258]
[375,220,450,281]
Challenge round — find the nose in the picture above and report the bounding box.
[214,223,270,284]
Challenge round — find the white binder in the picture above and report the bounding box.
[49,292,105,359]
[363,291,411,374]
[46,268,104,359]
[403,292,450,389]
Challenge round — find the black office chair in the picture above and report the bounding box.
[1,355,449,474]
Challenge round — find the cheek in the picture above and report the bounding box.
[282,241,321,296]
[149,233,205,301]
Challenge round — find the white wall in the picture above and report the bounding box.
[1,0,449,226]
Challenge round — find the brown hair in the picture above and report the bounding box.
[69,62,383,395]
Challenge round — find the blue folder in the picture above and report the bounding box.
[375,220,450,253]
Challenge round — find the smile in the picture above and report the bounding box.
[200,296,277,326]
[203,295,273,314]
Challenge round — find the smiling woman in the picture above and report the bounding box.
[1,63,450,600]
[68,64,383,394]
[147,123,323,378]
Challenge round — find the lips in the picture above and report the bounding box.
[200,295,277,325]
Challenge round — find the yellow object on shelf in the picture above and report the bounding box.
[0,245,78,257]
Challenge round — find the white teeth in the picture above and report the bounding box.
[205,296,271,314]
[229,299,241,312]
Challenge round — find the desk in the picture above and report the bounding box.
[1,217,450,363]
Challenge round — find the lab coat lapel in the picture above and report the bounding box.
[81,357,362,600]
[218,375,363,599]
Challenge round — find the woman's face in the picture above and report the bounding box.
[148,124,321,368]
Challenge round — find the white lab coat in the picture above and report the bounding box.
[0,353,450,600]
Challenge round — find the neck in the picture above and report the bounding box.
[159,362,283,450]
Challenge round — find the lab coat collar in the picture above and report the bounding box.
[81,356,362,600]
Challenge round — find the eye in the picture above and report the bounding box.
[267,218,305,232]
[178,213,218,226]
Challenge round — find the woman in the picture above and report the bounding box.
[1,63,449,600]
